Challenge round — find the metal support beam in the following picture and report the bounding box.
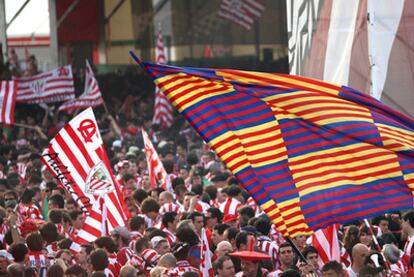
[105,0,126,23]
[57,0,80,28]
[49,0,59,69]
[6,0,30,29]
[0,0,7,58]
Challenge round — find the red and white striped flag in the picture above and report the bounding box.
[41,108,128,251]
[218,0,265,30]
[58,60,104,112]
[200,227,214,277]
[153,30,174,128]
[312,224,340,264]
[14,65,75,104]
[70,195,107,252]
[0,81,17,126]
[142,129,171,191]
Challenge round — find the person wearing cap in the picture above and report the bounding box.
[223,214,238,229]
[230,236,271,277]
[110,226,134,266]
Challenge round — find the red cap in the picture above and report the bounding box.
[223,214,237,223]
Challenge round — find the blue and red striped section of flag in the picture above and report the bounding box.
[130,51,414,237]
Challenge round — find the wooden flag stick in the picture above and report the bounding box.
[102,100,109,115]
[13,122,37,130]
[363,219,391,272]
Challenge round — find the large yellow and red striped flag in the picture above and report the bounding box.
[130,52,414,237]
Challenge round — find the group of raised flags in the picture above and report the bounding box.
[0,60,104,127]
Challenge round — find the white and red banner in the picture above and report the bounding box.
[58,60,103,112]
[287,0,414,115]
[142,129,171,191]
[200,228,214,277]
[41,108,128,250]
[0,81,17,126]
[14,65,75,104]
[311,224,340,264]
[218,0,265,30]
[153,30,174,128]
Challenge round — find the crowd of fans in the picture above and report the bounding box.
[1,50,414,277]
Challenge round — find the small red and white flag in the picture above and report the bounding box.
[312,224,341,264]
[142,129,171,191]
[14,65,75,104]
[58,60,104,112]
[70,195,107,252]
[41,108,128,251]
[0,81,17,126]
[218,0,265,30]
[200,227,214,277]
[153,30,174,128]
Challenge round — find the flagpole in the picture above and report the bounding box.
[363,219,391,272]
[286,237,308,264]
[13,122,37,130]
[102,100,109,115]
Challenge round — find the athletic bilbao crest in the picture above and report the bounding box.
[85,161,114,195]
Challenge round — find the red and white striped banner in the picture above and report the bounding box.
[41,108,128,250]
[14,65,75,104]
[0,81,17,126]
[58,60,103,112]
[312,224,340,264]
[218,0,265,30]
[153,30,173,128]
[70,196,106,252]
[200,228,214,277]
[142,129,171,191]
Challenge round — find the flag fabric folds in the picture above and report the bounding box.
[153,30,174,128]
[0,81,17,127]
[14,65,75,104]
[312,224,340,264]
[142,129,171,192]
[58,61,104,112]
[200,228,214,277]
[41,108,128,247]
[131,52,414,237]
[218,0,265,30]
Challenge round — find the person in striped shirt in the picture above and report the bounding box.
[402,211,414,263]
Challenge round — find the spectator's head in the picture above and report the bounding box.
[65,265,88,277]
[26,232,43,251]
[214,255,235,277]
[129,215,146,233]
[403,210,414,233]
[94,237,117,254]
[279,242,294,267]
[70,210,85,230]
[141,198,160,219]
[39,222,58,243]
[188,212,204,234]
[238,206,255,227]
[321,260,345,277]
[90,249,109,272]
[8,243,28,263]
[162,212,178,232]
[48,194,65,210]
